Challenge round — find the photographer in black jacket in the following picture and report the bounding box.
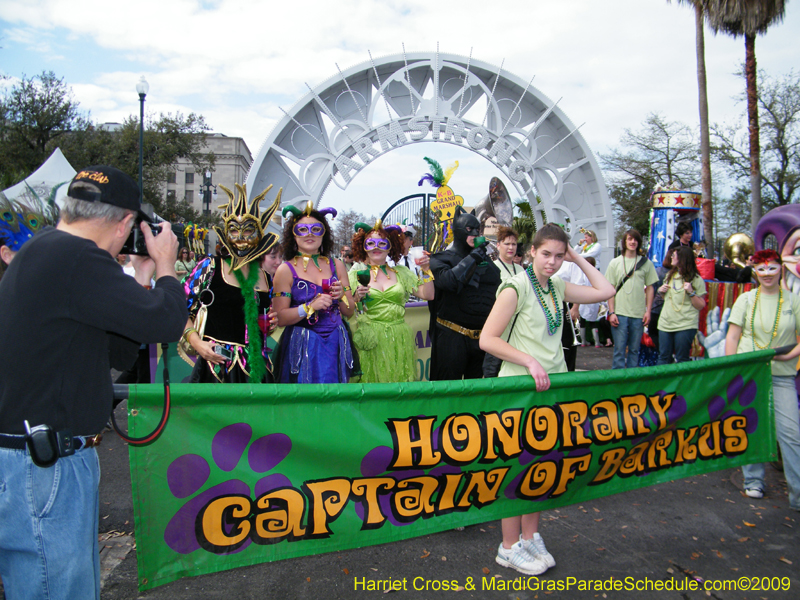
[0,166,187,600]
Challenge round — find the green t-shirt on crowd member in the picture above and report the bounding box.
[604,255,658,319]
[493,259,523,284]
[728,289,800,377]
[497,271,568,378]
[658,274,706,333]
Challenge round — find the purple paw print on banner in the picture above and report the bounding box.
[707,375,759,434]
[629,392,688,446]
[164,423,292,554]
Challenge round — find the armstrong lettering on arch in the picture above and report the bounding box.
[245,50,614,264]
[333,116,535,186]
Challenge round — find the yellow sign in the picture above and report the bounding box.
[430,185,464,221]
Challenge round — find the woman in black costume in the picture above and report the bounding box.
[180,183,280,383]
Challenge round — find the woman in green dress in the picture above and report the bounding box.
[349,221,434,383]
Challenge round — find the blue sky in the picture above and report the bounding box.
[1,0,798,213]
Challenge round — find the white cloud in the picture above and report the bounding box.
[1,0,798,210]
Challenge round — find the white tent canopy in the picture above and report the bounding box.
[2,148,76,206]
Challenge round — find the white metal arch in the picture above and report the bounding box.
[246,50,613,265]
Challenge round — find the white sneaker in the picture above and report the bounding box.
[496,541,548,575]
[521,533,556,569]
[745,487,764,499]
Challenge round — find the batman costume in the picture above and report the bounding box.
[428,208,501,380]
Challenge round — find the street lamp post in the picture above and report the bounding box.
[201,170,216,254]
[136,76,149,204]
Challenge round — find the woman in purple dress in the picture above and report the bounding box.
[272,202,356,383]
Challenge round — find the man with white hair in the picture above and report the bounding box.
[0,165,187,599]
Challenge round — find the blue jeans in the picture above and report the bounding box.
[742,376,800,511]
[611,315,644,369]
[657,328,697,365]
[0,447,101,599]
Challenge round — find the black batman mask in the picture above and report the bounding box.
[452,208,480,255]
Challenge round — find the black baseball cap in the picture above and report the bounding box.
[68,165,151,222]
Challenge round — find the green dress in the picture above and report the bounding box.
[349,266,419,383]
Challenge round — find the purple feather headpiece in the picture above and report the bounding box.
[281,201,337,221]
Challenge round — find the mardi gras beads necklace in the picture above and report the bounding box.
[750,286,783,350]
[526,264,562,336]
[669,274,686,312]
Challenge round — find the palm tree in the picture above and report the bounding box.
[704,0,787,233]
[669,0,715,257]
[512,200,538,249]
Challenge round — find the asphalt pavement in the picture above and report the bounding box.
[7,346,799,599]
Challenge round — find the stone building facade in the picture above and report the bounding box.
[164,134,252,217]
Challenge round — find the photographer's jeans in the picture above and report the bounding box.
[0,447,101,600]
[611,315,644,369]
[742,375,800,511]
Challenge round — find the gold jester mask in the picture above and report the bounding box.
[214,183,281,270]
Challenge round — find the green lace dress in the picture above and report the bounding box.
[349,265,419,383]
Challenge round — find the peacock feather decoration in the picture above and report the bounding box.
[0,183,61,252]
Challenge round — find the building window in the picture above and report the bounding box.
[185,172,194,185]
[166,190,176,202]
[167,172,176,184]
[185,190,194,203]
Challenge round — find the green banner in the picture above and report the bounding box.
[129,351,776,591]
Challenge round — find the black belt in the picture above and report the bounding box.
[0,432,102,451]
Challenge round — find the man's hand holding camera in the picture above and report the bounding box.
[131,221,179,286]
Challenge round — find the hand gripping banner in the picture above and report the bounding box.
[128,351,776,590]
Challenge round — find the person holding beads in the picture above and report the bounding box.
[656,246,706,364]
[724,249,800,509]
[273,201,356,383]
[650,247,677,355]
[180,184,279,383]
[349,221,434,383]
[480,224,615,575]
[494,225,523,282]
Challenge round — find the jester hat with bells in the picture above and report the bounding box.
[213,183,281,270]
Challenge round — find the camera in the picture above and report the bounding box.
[121,218,161,256]
[213,344,234,361]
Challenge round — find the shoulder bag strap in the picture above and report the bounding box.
[615,256,647,294]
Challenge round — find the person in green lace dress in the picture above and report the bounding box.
[349,221,435,383]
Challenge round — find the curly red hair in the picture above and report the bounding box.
[751,249,781,265]
[351,227,403,264]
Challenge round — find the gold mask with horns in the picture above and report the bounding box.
[213,183,282,270]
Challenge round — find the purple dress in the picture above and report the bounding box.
[276,262,354,383]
